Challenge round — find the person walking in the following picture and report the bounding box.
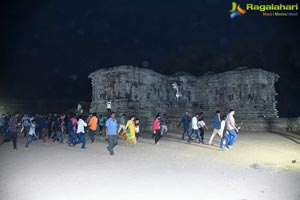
[47,114,54,139]
[135,118,140,141]
[209,112,226,145]
[125,115,137,146]
[197,118,208,144]
[224,109,239,149]
[180,112,190,140]
[1,112,20,151]
[152,113,161,138]
[118,114,126,134]
[21,113,31,138]
[106,100,112,117]
[0,114,5,136]
[160,113,168,136]
[188,113,201,144]
[105,112,118,155]
[153,115,161,145]
[52,115,65,143]
[25,120,38,147]
[98,114,105,135]
[73,115,87,149]
[67,114,78,146]
[209,111,221,145]
[88,113,98,143]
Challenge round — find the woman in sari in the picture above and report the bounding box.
[125,115,137,146]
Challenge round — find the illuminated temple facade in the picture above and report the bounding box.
[89,66,279,131]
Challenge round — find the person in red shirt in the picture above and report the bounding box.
[153,114,161,145]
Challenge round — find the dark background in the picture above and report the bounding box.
[1,0,299,117]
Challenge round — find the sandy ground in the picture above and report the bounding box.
[0,130,300,200]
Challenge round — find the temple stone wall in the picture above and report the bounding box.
[89,65,279,132]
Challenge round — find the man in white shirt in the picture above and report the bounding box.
[224,109,239,149]
[188,113,201,143]
[106,100,112,117]
[73,115,87,149]
[25,120,38,147]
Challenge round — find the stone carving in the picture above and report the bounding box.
[172,82,182,101]
[89,65,279,131]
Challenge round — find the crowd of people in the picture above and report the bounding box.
[179,109,239,151]
[0,108,239,155]
[0,111,141,155]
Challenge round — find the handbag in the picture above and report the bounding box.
[121,131,127,140]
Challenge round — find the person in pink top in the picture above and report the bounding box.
[153,114,161,145]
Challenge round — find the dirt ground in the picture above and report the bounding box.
[0,130,300,200]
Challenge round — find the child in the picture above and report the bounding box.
[25,120,38,147]
[135,118,140,141]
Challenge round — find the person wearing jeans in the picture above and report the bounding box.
[88,113,98,143]
[224,109,239,149]
[106,112,118,155]
[160,114,168,136]
[25,120,38,147]
[67,115,78,146]
[180,112,190,140]
[1,112,20,151]
[73,115,87,149]
[198,118,208,144]
[52,115,65,144]
[220,130,230,150]
[21,113,31,138]
[188,113,201,143]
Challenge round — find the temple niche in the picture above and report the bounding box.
[89,65,279,131]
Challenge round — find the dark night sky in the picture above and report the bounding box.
[0,0,299,117]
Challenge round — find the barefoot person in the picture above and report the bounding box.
[1,112,20,151]
[105,112,118,155]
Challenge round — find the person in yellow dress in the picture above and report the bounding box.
[125,115,137,146]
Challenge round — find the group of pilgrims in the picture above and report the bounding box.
[0,108,239,155]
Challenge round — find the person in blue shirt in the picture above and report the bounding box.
[179,112,190,140]
[209,111,222,145]
[0,114,5,136]
[105,112,118,155]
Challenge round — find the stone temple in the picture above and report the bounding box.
[89,65,279,131]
